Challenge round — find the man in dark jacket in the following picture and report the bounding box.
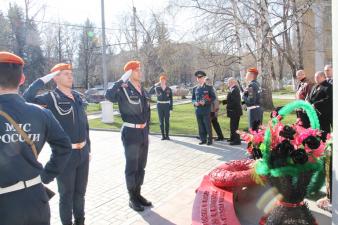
[223,78,242,145]
[242,67,263,131]
[308,71,333,212]
[295,70,313,128]
[307,71,332,135]
[149,73,173,140]
[23,63,90,225]
[0,52,71,225]
[192,71,216,145]
[105,61,152,212]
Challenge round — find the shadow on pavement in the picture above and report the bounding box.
[138,209,177,225]
[169,138,247,161]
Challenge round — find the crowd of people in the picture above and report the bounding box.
[191,67,263,146]
[0,49,334,225]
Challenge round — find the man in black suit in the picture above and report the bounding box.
[223,78,242,145]
[308,71,333,212]
[307,71,332,135]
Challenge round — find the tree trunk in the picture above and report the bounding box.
[258,0,274,110]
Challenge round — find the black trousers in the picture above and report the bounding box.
[210,112,224,139]
[0,184,50,225]
[196,113,212,142]
[121,127,149,191]
[157,105,170,136]
[57,148,89,225]
[230,115,241,142]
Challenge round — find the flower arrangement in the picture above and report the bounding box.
[239,101,326,178]
[239,100,329,225]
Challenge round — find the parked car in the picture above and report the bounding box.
[85,88,105,103]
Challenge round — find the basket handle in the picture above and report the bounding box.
[262,100,320,158]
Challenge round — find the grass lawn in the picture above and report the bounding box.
[86,103,102,113]
[89,98,297,137]
[272,85,295,95]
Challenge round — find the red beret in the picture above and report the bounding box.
[0,51,24,65]
[247,67,259,75]
[50,63,72,73]
[124,60,140,72]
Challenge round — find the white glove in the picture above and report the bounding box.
[40,71,60,84]
[120,70,132,82]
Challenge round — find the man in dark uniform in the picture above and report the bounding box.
[307,71,333,211]
[192,71,216,145]
[242,67,263,131]
[105,60,152,212]
[295,70,313,128]
[23,63,91,225]
[0,52,71,225]
[149,73,173,140]
[307,71,332,136]
[223,78,242,145]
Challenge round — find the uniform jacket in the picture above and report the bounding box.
[0,94,71,186]
[23,79,90,152]
[149,85,173,110]
[192,83,216,115]
[105,80,151,126]
[242,80,261,107]
[225,85,243,118]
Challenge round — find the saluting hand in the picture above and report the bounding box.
[40,71,60,84]
[120,69,132,82]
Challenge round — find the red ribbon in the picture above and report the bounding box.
[276,200,304,208]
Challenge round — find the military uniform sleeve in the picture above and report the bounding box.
[243,84,257,106]
[149,85,156,95]
[105,80,123,103]
[85,115,91,153]
[192,87,196,105]
[40,109,72,184]
[169,88,173,110]
[23,79,50,106]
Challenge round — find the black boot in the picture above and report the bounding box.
[165,132,170,140]
[161,131,166,140]
[74,218,85,225]
[135,187,152,206]
[128,190,144,211]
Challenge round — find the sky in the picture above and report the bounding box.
[0,0,196,41]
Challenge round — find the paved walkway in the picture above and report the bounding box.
[39,131,247,225]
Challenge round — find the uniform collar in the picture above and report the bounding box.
[0,93,24,102]
[55,88,77,101]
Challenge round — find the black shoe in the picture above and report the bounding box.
[128,190,144,211]
[207,141,213,145]
[165,136,170,140]
[199,141,207,145]
[138,194,152,206]
[161,136,166,140]
[135,187,152,206]
[215,137,224,141]
[230,141,241,145]
[129,198,144,211]
[74,218,85,225]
